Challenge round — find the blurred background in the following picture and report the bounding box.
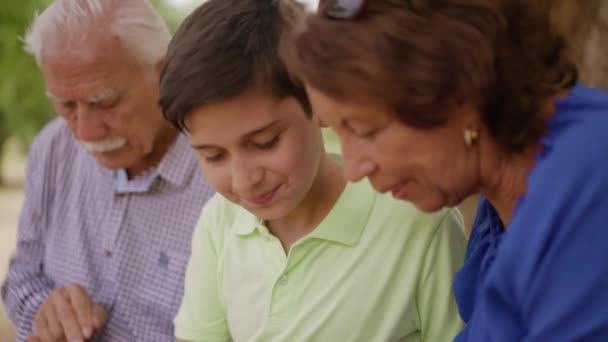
[1,0,606,339]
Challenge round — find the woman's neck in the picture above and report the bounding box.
[478,139,539,228]
[267,154,347,253]
[477,94,563,228]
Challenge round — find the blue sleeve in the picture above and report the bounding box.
[484,122,608,341]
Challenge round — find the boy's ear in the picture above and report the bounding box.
[318,118,328,128]
[313,113,328,128]
[155,57,167,76]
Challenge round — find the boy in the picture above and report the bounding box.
[159,0,466,341]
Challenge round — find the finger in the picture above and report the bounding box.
[91,304,108,331]
[33,309,54,342]
[52,290,84,342]
[66,285,94,338]
[27,335,43,342]
[45,302,66,341]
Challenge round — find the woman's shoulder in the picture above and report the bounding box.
[534,85,608,188]
[548,84,608,149]
[505,85,608,251]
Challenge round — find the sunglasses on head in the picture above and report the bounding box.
[319,0,368,19]
[320,0,414,20]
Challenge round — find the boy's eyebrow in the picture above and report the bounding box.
[242,119,281,139]
[191,119,281,150]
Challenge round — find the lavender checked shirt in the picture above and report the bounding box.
[1,118,214,341]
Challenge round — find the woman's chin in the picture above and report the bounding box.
[416,202,446,213]
[410,195,449,212]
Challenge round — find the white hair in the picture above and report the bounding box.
[24,0,171,67]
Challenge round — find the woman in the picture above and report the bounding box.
[285,0,608,340]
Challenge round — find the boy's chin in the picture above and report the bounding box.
[245,206,283,221]
[243,202,296,223]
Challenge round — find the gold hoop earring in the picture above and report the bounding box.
[464,128,479,147]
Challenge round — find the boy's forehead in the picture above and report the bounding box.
[186,94,306,140]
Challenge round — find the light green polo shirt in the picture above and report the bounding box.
[321,128,341,154]
[175,180,466,342]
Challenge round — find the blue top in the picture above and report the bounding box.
[454,84,608,341]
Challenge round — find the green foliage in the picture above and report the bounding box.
[0,0,54,145]
[151,0,190,32]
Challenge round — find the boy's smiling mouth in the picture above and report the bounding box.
[246,184,282,207]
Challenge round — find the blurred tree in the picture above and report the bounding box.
[0,0,189,184]
[539,0,608,89]
[0,0,54,184]
[151,0,189,32]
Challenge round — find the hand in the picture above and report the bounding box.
[30,284,107,342]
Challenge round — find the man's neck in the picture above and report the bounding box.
[127,127,178,179]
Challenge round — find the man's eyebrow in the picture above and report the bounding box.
[45,90,119,104]
[45,91,66,102]
[87,89,118,103]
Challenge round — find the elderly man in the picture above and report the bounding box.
[1,0,214,341]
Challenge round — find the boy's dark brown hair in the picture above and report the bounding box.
[159,0,310,132]
[286,0,577,152]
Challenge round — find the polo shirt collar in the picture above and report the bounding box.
[233,180,375,247]
[233,209,263,236]
[307,180,374,246]
[112,134,197,194]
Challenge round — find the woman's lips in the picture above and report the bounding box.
[391,183,409,199]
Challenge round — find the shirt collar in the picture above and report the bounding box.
[113,168,159,194]
[112,134,198,194]
[233,209,264,236]
[156,134,198,188]
[233,180,375,247]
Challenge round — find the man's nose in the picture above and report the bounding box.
[75,105,107,141]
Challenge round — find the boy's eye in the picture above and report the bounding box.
[204,152,225,163]
[254,135,280,150]
[358,129,378,139]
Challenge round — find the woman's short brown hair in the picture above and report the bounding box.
[286,0,577,151]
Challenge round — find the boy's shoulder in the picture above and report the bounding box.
[198,193,259,244]
[201,193,249,228]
